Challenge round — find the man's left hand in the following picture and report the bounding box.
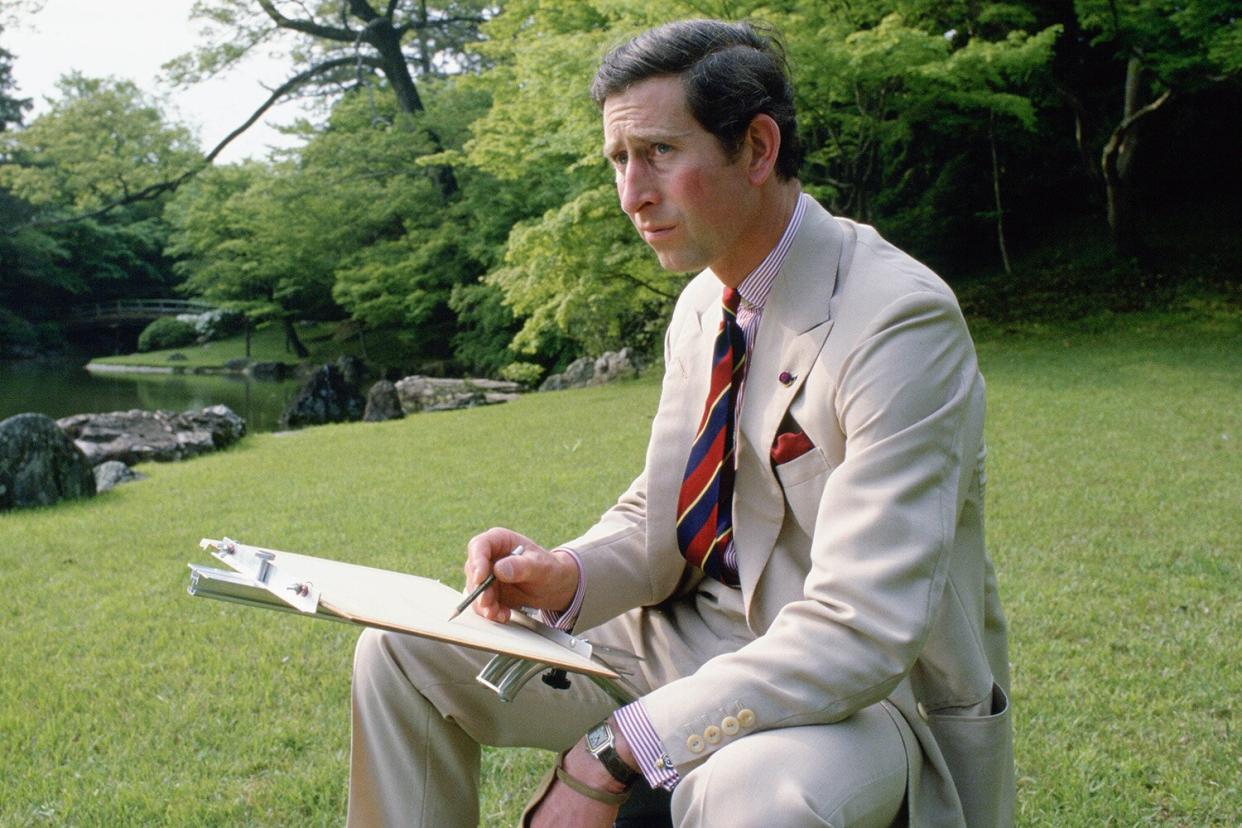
[530,722,638,827]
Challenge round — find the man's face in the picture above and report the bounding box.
[602,75,756,281]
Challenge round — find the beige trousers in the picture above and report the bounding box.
[347,582,917,827]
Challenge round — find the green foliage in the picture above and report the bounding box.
[165,160,338,326]
[0,74,199,212]
[498,360,544,387]
[1074,0,1241,88]
[490,185,683,355]
[0,26,30,132]
[136,316,197,352]
[1,313,1239,824]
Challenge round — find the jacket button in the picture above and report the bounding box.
[686,734,705,754]
[721,716,739,736]
[737,709,756,728]
[703,725,722,745]
[917,702,929,721]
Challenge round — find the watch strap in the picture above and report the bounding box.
[586,721,638,786]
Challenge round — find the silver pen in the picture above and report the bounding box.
[447,545,525,621]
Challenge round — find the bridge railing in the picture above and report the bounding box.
[68,299,216,322]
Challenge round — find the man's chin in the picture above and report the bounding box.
[651,248,704,274]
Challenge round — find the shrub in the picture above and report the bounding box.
[175,309,245,342]
[499,361,545,388]
[137,317,197,352]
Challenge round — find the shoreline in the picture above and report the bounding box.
[85,362,244,375]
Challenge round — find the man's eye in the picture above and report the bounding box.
[613,152,628,167]
[654,143,672,154]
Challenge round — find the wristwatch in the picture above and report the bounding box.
[585,720,638,787]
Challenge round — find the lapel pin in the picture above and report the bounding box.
[778,370,795,386]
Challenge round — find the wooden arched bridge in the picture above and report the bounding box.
[66,299,216,326]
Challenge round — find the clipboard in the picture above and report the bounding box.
[188,537,640,704]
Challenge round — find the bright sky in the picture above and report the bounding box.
[3,0,312,162]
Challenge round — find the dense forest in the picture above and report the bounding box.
[1,1,1238,381]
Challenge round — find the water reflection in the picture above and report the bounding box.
[0,360,302,433]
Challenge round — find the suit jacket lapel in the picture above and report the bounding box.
[734,201,845,609]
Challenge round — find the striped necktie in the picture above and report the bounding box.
[676,287,745,587]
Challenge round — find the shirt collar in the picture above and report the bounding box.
[735,192,808,312]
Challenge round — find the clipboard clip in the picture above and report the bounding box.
[475,611,642,704]
[195,537,321,614]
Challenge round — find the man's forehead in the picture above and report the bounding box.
[601,76,700,146]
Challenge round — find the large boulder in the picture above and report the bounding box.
[279,363,364,429]
[394,376,521,413]
[57,405,247,465]
[0,413,95,510]
[363,380,405,422]
[540,349,644,391]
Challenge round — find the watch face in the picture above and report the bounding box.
[586,724,610,753]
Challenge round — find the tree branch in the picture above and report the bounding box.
[6,56,370,235]
[256,0,356,41]
[611,270,679,300]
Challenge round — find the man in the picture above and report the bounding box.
[349,19,1013,828]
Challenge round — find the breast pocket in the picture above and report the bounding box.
[773,447,831,537]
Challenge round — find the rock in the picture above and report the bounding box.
[57,405,247,465]
[167,352,188,362]
[540,350,642,391]
[93,460,147,493]
[248,361,290,381]
[336,354,368,386]
[224,358,251,372]
[279,364,364,429]
[594,347,642,383]
[0,413,96,510]
[394,376,522,413]
[363,380,405,422]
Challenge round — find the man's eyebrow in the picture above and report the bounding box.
[602,128,692,157]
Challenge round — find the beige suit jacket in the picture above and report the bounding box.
[566,196,1014,827]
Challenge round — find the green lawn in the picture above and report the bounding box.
[88,321,419,372]
[2,310,1239,826]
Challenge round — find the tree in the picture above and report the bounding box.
[0,74,199,213]
[0,25,30,132]
[1066,0,1241,252]
[0,74,188,337]
[165,1,500,196]
[165,161,339,358]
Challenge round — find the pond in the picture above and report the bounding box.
[0,359,302,433]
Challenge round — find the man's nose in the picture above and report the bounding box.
[618,159,658,217]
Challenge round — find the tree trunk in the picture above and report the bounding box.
[282,317,309,358]
[244,318,252,359]
[989,114,1012,275]
[1100,59,1172,256]
[355,2,458,196]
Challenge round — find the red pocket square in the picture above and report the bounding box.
[771,429,815,465]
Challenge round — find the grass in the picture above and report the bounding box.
[2,309,1239,826]
[88,321,422,373]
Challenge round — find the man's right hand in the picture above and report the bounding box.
[465,527,580,624]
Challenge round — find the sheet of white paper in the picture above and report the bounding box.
[204,540,615,678]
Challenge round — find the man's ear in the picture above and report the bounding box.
[745,114,781,186]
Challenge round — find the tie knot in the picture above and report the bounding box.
[722,287,741,313]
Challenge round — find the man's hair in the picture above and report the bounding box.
[591,19,802,180]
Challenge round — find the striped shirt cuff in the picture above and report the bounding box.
[538,547,584,631]
[613,701,680,791]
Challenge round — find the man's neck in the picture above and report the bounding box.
[715,179,802,288]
